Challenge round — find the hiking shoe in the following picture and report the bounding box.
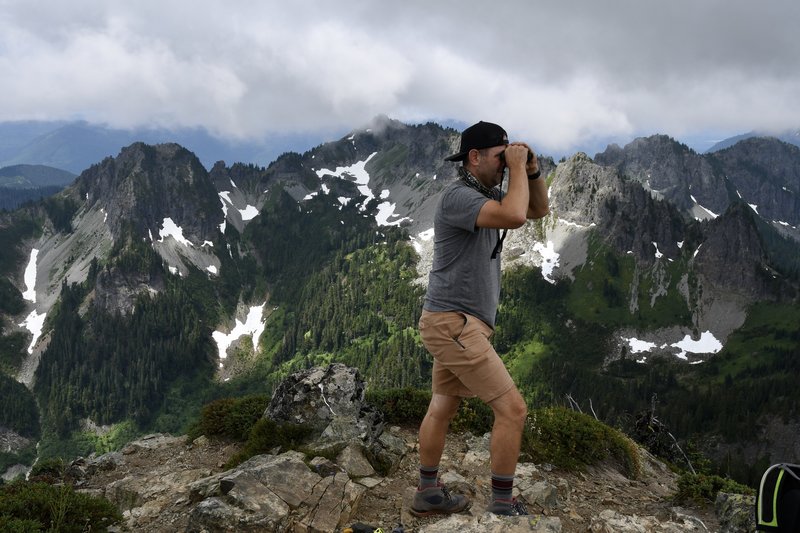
[410,483,471,517]
[487,497,529,516]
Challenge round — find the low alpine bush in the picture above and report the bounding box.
[0,480,122,532]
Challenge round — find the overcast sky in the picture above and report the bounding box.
[2,0,799,155]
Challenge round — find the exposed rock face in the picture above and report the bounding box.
[710,137,800,233]
[93,264,165,316]
[595,134,800,244]
[265,363,376,434]
[75,143,221,244]
[595,135,723,215]
[265,363,404,475]
[1,426,34,481]
[693,202,777,300]
[550,152,686,266]
[187,451,365,533]
[714,492,756,533]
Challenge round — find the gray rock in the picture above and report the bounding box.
[265,363,377,435]
[86,451,125,474]
[519,480,559,510]
[588,508,709,532]
[121,433,184,454]
[420,512,562,532]
[187,496,283,532]
[309,456,341,477]
[188,450,365,533]
[337,443,376,478]
[264,363,405,474]
[715,491,756,533]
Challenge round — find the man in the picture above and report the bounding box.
[411,121,549,517]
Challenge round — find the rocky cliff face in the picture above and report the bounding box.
[550,152,687,266]
[75,143,221,244]
[596,135,723,215]
[710,137,800,235]
[596,135,800,244]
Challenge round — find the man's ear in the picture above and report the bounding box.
[466,148,480,166]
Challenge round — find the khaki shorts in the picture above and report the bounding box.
[419,309,515,402]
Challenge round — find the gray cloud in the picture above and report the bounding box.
[2,0,799,155]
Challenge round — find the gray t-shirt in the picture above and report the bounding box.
[423,180,503,328]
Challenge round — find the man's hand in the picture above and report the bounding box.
[525,147,540,176]
[503,143,529,172]
[509,142,539,176]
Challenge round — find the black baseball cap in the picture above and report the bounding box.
[444,121,509,162]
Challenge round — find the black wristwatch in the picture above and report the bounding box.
[527,170,542,180]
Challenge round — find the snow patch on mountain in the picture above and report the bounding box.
[212,304,267,371]
[312,153,410,227]
[621,330,723,363]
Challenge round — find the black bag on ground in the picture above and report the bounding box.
[756,463,800,532]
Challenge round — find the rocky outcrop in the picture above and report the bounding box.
[74,143,221,244]
[265,363,406,475]
[595,135,724,216]
[62,364,741,533]
[93,264,165,316]
[715,492,756,533]
[710,137,800,235]
[550,152,686,266]
[693,202,776,300]
[187,451,366,532]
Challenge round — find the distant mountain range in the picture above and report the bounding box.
[0,120,339,175]
[0,164,77,211]
[705,128,800,153]
[0,164,76,189]
[3,119,799,178]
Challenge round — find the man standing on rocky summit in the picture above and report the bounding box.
[412,121,549,517]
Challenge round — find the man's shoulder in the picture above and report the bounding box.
[440,179,485,203]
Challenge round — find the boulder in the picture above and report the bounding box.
[265,363,404,474]
[187,451,365,533]
[265,363,381,438]
[715,492,756,533]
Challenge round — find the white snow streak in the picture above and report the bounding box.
[212,304,267,368]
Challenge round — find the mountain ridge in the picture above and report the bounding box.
[0,118,798,491]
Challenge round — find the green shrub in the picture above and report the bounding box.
[522,407,640,479]
[225,418,314,468]
[451,398,494,434]
[0,515,43,532]
[368,390,639,477]
[189,394,269,441]
[674,472,754,505]
[366,387,431,424]
[0,480,122,532]
[28,458,65,481]
[366,388,493,434]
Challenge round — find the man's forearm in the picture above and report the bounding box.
[504,165,531,226]
[527,176,549,219]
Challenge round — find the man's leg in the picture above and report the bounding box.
[486,385,529,515]
[418,393,462,469]
[488,386,528,475]
[411,393,471,516]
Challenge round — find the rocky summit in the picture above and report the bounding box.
[64,365,755,532]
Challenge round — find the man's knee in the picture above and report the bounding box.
[491,388,528,426]
[426,394,462,421]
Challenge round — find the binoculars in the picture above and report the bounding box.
[498,149,535,164]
